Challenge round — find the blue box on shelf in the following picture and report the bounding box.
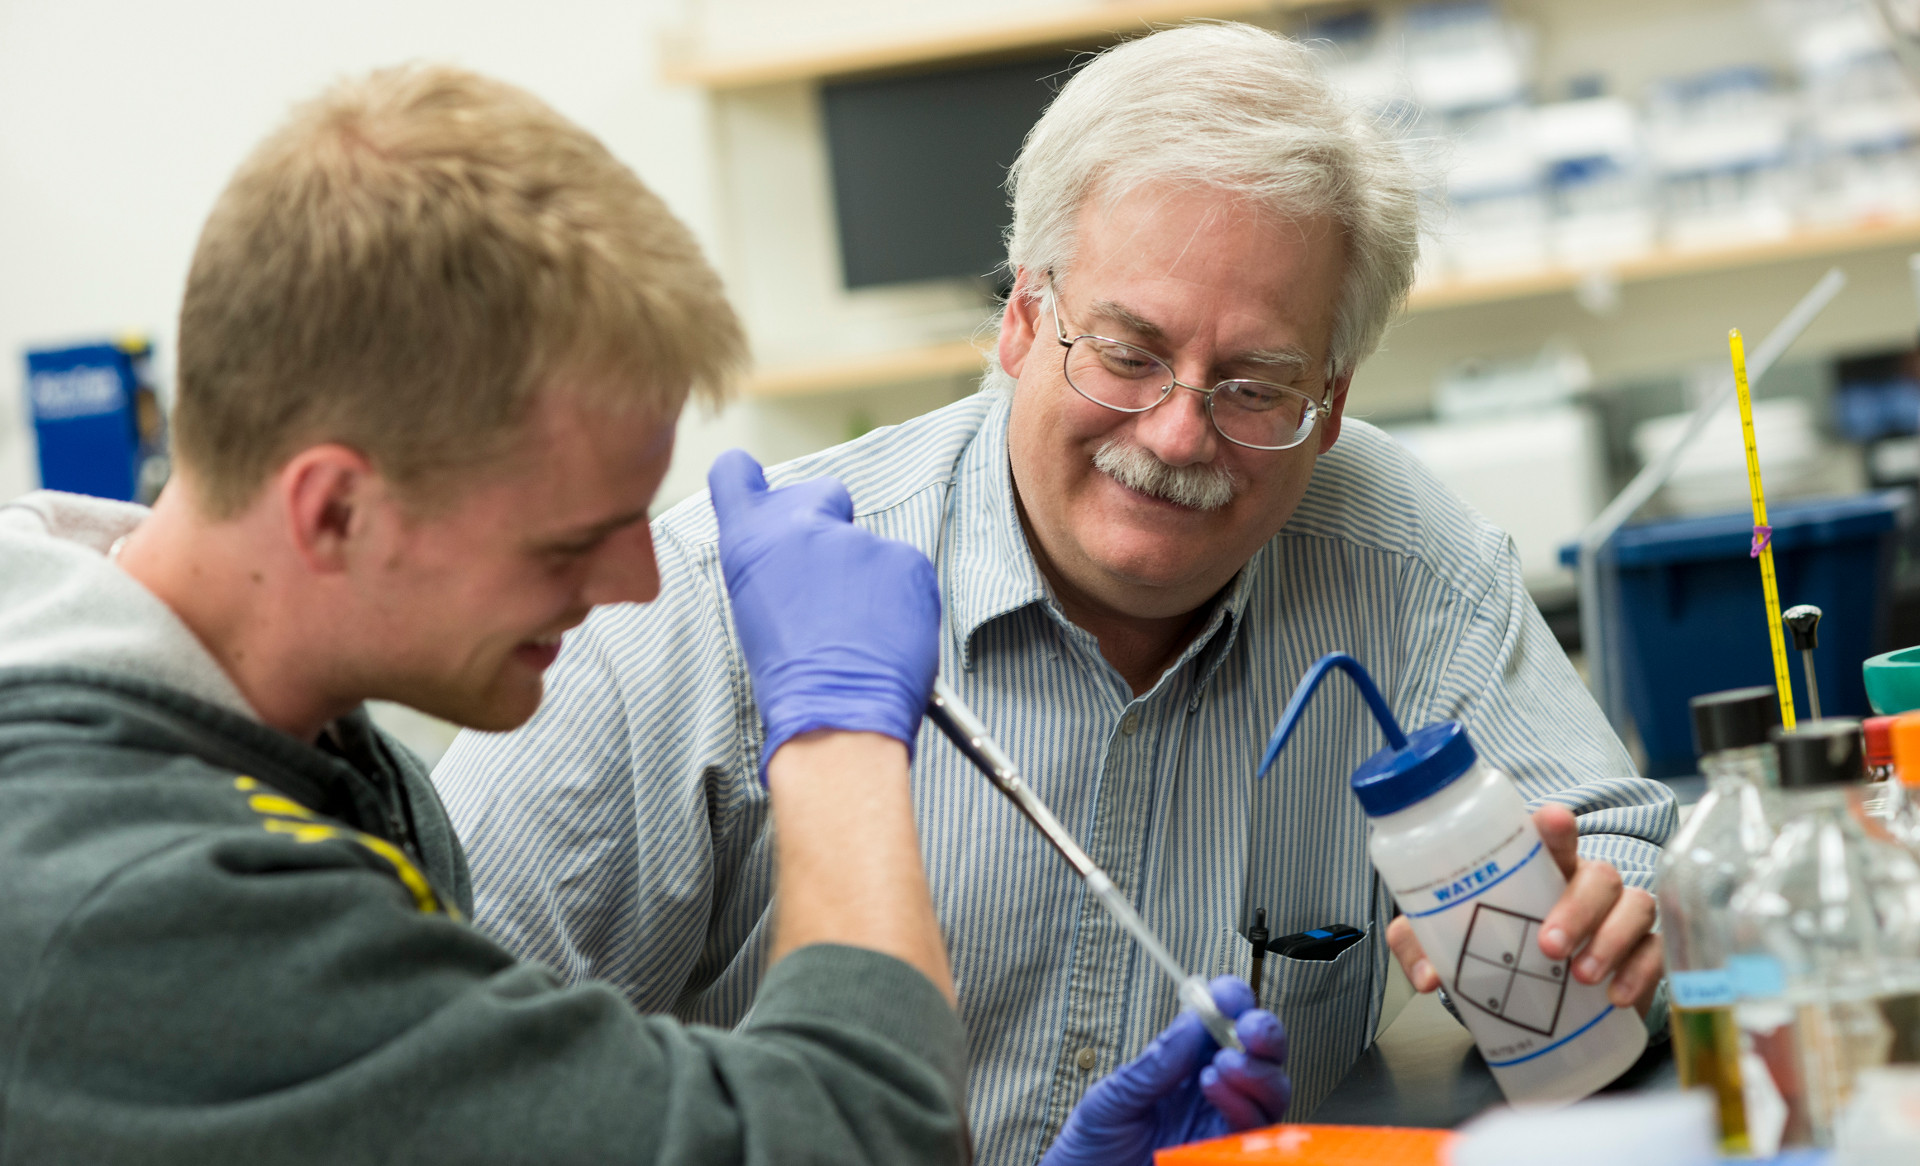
[25,341,145,502]
[1560,492,1908,779]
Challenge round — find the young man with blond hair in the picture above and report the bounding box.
[0,62,1286,1166]
[0,65,975,1164]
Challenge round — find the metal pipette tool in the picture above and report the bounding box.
[1783,604,1824,720]
[926,678,1245,1053]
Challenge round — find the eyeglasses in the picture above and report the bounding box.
[1048,294,1332,452]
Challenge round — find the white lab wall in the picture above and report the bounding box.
[0,0,787,511]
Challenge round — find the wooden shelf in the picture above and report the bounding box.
[746,215,1920,399]
[662,0,1298,89]
[747,338,988,398]
[1407,214,1920,311]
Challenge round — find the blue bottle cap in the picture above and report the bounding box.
[1349,721,1479,817]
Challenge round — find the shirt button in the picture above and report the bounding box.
[1075,1047,1098,1072]
[1120,713,1139,737]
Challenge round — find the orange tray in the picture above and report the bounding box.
[1156,1124,1457,1165]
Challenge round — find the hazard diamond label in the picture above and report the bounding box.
[1454,902,1568,1037]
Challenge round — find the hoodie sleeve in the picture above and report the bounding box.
[2,816,969,1166]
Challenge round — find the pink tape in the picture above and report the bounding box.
[1750,525,1772,558]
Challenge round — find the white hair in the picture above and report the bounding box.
[1004,22,1420,377]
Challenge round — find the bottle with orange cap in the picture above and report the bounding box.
[1864,716,1898,820]
[1884,714,1920,852]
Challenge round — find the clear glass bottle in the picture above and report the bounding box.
[1729,719,1920,1150]
[1658,686,1781,1155]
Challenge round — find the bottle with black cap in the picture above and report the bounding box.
[1656,687,1783,1155]
[1728,719,1920,1149]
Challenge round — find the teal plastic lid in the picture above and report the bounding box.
[1864,646,1920,716]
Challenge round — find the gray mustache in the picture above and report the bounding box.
[1092,440,1236,511]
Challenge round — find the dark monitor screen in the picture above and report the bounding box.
[822,53,1081,291]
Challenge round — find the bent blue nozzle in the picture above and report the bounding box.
[1257,652,1406,779]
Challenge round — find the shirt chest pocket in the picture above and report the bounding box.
[1212,924,1378,1117]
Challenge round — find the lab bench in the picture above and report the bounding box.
[1308,990,1675,1128]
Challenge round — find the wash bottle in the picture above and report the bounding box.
[1260,653,1647,1104]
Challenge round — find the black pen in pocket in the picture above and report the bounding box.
[1248,907,1269,996]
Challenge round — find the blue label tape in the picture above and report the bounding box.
[1668,968,1737,1008]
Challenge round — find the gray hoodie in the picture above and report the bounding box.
[0,491,969,1166]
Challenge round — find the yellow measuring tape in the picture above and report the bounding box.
[1728,329,1796,730]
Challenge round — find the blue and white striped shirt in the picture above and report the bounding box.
[434,390,1675,1166]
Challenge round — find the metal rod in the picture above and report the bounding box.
[926,677,1244,1052]
[1575,268,1847,726]
[925,680,1097,878]
[1801,650,1822,721]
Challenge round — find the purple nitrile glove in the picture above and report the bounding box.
[708,450,940,778]
[1040,976,1290,1166]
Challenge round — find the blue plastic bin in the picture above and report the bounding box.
[1559,492,1907,778]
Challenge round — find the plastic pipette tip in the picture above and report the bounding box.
[1180,976,1246,1053]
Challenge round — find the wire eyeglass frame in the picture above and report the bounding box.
[1045,287,1333,452]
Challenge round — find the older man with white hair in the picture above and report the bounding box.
[437,22,1675,1164]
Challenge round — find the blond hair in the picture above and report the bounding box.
[174,64,743,515]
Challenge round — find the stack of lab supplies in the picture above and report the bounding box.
[1776,0,1920,226]
[1303,0,1920,286]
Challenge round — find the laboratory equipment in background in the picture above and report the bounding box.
[1261,654,1647,1105]
[1404,2,1545,280]
[1864,716,1905,822]
[1442,102,1550,278]
[1535,96,1654,269]
[1730,719,1920,1150]
[1390,345,1604,604]
[1648,66,1799,252]
[1560,493,1905,778]
[1835,345,1920,488]
[1390,409,1604,603]
[1829,1063,1920,1162]
[1779,0,1920,227]
[1659,687,1784,1155]
[1402,0,1528,115]
[24,338,167,503]
[1631,396,1864,518]
[1865,643,1920,712]
[1785,605,1828,719]
[1448,1091,1718,1166]
[1306,0,1920,289]
[1867,715,1900,783]
[1886,715,1920,849]
[1300,8,1406,119]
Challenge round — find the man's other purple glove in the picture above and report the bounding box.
[708,450,940,776]
[1040,976,1289,1166]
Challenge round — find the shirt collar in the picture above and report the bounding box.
[943,392,1271,684]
